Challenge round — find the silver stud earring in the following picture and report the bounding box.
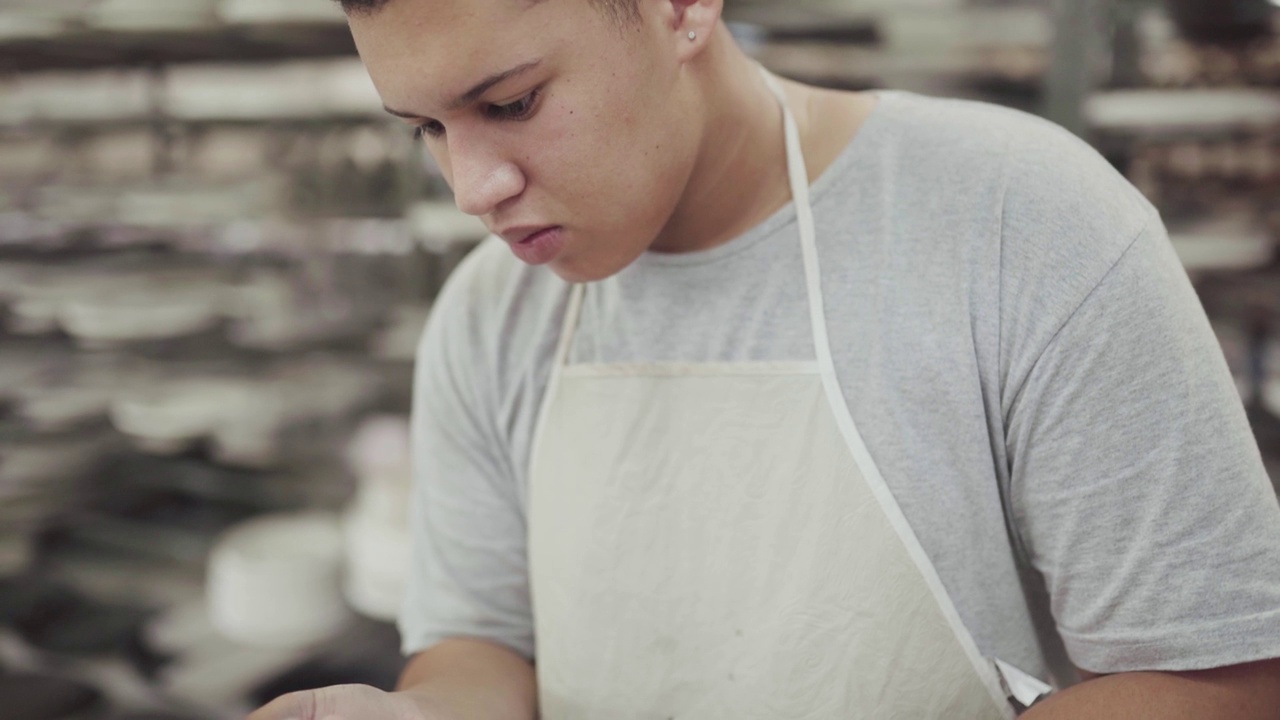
[688,31,697,40]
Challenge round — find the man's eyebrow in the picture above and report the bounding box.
[382,60,544,119]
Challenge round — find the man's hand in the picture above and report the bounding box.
[247,684,434,720]
[1023,659,1280,720]
[245,639,537,720]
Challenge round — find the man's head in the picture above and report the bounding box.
[341,0,641,26]
[345,0,727,282]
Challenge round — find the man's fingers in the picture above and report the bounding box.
[244,685,392,720]
[246,689,319,720]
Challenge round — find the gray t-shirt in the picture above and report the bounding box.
[402,90,1280,685]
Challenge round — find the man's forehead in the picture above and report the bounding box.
[352,0,563,116]
[349,0,552,23]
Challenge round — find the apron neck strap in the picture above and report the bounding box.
[552,67,834,370]
[758,66,833,368]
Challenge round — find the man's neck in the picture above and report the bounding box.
[648,27,801,255]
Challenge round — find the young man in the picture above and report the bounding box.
[251,0,1280,717]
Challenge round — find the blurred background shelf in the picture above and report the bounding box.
[0,25,357,72]
[1088,87,1280,134]
[0,0,351,72]
[1,0,1279,717]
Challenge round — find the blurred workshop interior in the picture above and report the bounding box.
[1,1,1279,718]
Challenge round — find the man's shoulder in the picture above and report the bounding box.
[860,92,1167,361]
[929,94,1159,300]
[881,90,1154,228]
[845,92,1159,292]
[424,236,567,375]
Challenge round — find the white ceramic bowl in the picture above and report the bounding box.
[207,512,349,648]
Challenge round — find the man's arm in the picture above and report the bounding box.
[396,639,538,720]
[247,639,536,720]
[1023,659,1280,719]
[1001,211,1280,686]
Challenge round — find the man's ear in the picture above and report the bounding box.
[662,0,723,59]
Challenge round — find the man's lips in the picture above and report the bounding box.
[497,225,567,265]
[499,225,560,245]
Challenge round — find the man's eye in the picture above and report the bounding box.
[414,120,445,140]
[485,89,542,122]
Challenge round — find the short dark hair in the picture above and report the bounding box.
[337,0,640,26]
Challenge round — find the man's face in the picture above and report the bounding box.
[350,0,701,282]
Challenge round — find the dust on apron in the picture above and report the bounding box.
[528,69,1030,719]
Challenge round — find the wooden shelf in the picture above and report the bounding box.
[0,23,355,72]
[1088,88,1280,136]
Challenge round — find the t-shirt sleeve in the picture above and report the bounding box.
[1005,213,1280,674]
[397,253,536,659]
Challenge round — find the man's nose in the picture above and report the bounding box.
[446,136,525,218]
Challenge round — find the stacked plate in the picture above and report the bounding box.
[30,180,269,233]
[3,262,229,346]
[0,0,95,42]
[164,59,380,121]
[185,129,276,183]
[0,432,119,509]
[33,184,121,226]
[61,289,222,349]
[259,358,385,438]
[0,343,116,577]
[0,430,120,574]
[6,267,103,337]
[0,12,64,43]
[1169,212,1276,274]
[0,71,153,126]
[745,5,1050,90]
[64,274,226,349]
[0,137,59,185]
[218,0,345,26]
[86,0,220,32]
[110,376,259,457]
[114,182,272,228]
[13,378,115,435]
[225,285,369,354]
[78,131,162,185]
[109,357,384,466]
[1088,88,1280,136]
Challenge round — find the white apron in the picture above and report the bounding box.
[528,71,1022,720]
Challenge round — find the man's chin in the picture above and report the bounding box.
[547,251,636,284]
